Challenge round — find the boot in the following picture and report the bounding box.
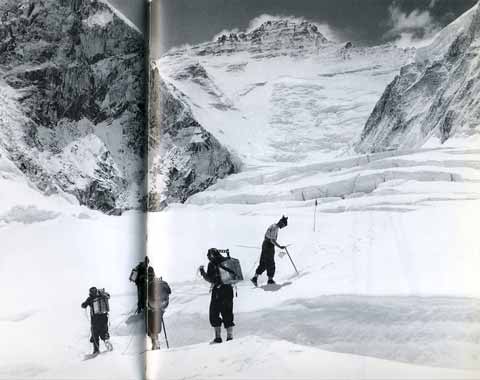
[250,276,258,287]
[210,326,222,344]
[105,340,113,352]
[92,343,100,356]
[267,278,276,285]
[226,327,233,341]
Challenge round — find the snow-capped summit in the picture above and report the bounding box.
[357,1,480,153]
[170,18,330,59]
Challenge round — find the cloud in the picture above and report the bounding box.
[384,5,441,48]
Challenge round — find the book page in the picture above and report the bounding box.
[147,0,480,379]
[0,0,147,378]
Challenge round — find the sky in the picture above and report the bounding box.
[109,0,147,31]
[111,0,478,59]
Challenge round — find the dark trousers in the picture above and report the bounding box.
[146,308,164,337]
[90,314,109,350]
[255,240,275,278]
[136,283,146,311]
[209,284,234,328]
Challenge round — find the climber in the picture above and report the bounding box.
[199,249,235,344]
[250,215,288,286]
[81,286,113,356]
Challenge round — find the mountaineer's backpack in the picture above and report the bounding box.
[148,278,171,311]
[129,267,138,282]
[91,288,110,315]
[213,249,244,285]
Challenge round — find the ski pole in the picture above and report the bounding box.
[162,317,169,349]
[284,247,299,275]
[313,199,318,232]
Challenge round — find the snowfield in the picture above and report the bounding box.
[3,134,480,379]
[148,336,480,380]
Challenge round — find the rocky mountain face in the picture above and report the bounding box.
[148,66,236,210]
[357,2,480,153]
[0,0,145,213]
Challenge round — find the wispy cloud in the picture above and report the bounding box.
[384,5,441,48]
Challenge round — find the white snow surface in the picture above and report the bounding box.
[148,336,480,380]
[144,138,480,378]
[0,197,146,378]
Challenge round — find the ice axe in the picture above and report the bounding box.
[283,247,299,275]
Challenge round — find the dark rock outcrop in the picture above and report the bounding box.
[0,0,145,212]
[148,67,236,210]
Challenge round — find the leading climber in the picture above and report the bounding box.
[251,215,288,286]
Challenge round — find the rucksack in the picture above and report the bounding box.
[91,289,110,315]
[148,278,171,311]
[214,249,244,285]
[129,267,138,282]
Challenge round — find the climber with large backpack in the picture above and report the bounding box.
[199,248,243,344]
[81,286,113,357]
[146,267,171,350]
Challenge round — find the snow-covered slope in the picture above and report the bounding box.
[357,2,480,152]
[151,18,414,205]
[0,0,145,213]
[148,337,480,380]
[0,207,146,379]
